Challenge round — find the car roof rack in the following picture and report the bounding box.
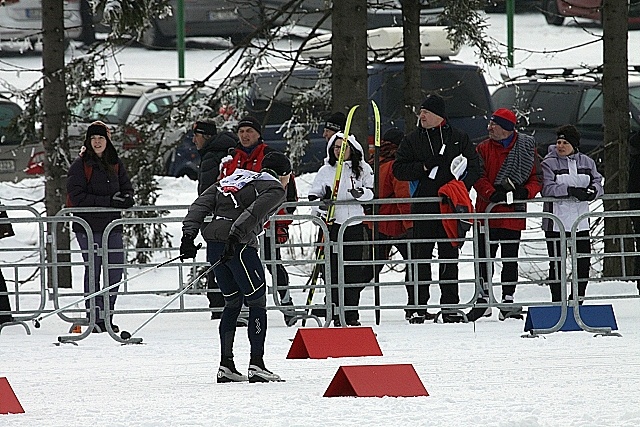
[501,65,640,83]
[86,78,212,94]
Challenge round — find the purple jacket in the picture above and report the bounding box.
[541,146,603,232]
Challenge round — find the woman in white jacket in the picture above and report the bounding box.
[309,132,374,326]
[541,125,603,304]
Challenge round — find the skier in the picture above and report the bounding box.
[180,151,291,383]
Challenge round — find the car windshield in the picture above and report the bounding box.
[71,95,138,124]
[631,85,640,112]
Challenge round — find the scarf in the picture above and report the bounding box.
[494,133,536,187]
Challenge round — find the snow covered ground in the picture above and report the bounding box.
[2,10,640,427]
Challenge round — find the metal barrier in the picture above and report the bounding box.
[2,194,639,342]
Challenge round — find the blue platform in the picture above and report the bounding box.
[524,305,618,332]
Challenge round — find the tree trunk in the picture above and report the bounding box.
[332,0,368,155]
[401,0,422,131]
[42,0,71,288]
[602,0,632,277]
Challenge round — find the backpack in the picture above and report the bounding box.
[66,161,119,207]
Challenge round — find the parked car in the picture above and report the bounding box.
[68,80,213,177]
[491,66,640,168]
[541,0,640,27]
[0,0,81,50]
[0,95,44,182]
[137,0,445,48]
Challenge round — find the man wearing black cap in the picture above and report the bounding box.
[393,95,482,323]
[323,112,346,142]
[219,115,299,325]
[469,108,541,322]
[191,119,238,319]
[181,151,291,383]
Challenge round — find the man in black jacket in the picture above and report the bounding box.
[393,95,481,323]
[192,120,239,319]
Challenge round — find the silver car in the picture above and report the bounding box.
[0,0,81,50]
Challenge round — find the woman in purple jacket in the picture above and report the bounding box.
[66,121,134,333]
[541,125,603,304]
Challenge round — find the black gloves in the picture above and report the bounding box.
[489,190,507,203]
[348,187,365,199]
[513,186,529,200]
[568,186,597,201]
[111,192,134,209]
[220,235,239,264]
[424,155,445,171]
[180,235,198,260]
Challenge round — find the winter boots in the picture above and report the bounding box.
[217,359,249,383]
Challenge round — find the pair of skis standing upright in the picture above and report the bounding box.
[303,101,383,326]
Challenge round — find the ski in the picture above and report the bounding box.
[371,100,381,325]
[303,105,359,325]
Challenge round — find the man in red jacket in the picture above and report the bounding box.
[468,108,542,322]
[219,116,298,325]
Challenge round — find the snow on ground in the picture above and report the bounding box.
[2,175,640,426]
[2,11,640,426]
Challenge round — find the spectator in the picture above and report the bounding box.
[627,130,640,295]
[367,127,429,322]
[541,125,603,303]
[322,112,346,142]
[192,119,238,320]
[219,115,298,325]
[181,151,291,383]
[393,95,481,323]
[468,108,542,322]
[66,121,134,333]
[309,132,374,326]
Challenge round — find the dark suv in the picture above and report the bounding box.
[491,66,640,166]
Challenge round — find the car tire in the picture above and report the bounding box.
[543,0,565,25]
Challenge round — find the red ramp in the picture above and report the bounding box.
[287,327,382,359]
[324,364,429,397]
[0,377,25,414]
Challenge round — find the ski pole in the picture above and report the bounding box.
[120,259,220,341]
[33,253,184,328]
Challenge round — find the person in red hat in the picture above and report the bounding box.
[468,108,542,322]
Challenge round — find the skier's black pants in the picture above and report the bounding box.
[328,223,366,323]
[412,218,460,309]
[206,244,225,310]
[477,227,521,300]
[208,241,267,361]
[546,230,590,302]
